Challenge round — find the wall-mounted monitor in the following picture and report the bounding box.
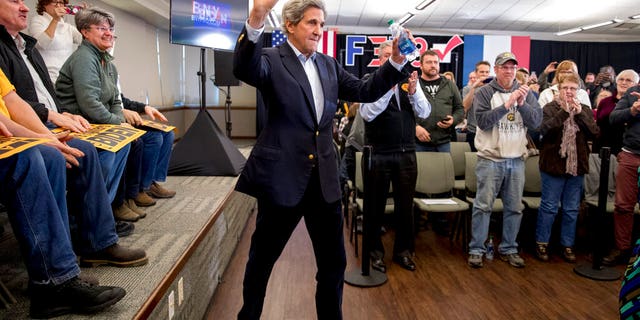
[170,0,249,50]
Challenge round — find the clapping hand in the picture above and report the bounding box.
[630,92,640,116]
[407,71,418,95]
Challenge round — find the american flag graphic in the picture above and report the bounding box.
[318,30,336,58]
[271,30,287,47]
[271,30,337,58]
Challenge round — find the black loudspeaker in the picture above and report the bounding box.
[213,49,240,87]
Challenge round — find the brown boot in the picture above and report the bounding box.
[148,182,176,198]
[134,192,156,207]
[80,243,148,267]
[125,199,146,219]
[113,203,139,222]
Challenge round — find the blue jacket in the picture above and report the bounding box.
[233,27,409,206]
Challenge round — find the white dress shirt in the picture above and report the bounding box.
[360,84,431,122]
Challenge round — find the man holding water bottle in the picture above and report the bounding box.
[233,0,417,318]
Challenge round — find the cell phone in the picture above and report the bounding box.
[65,5,82,15]
[482,77,494,84]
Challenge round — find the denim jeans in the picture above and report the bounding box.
[97,144,130,203]
[535,172,583,247]
[0,146,79,285]
[415,142,451,152]
[140,130,174,190]
[114,138,143,206]
[469,157,525,255]
[64,139,119,254]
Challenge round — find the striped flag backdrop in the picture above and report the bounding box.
[462,35,531,86]
[271,30,336,58]
[318,30,336,58]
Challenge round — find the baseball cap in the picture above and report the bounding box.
[495,52,518,66]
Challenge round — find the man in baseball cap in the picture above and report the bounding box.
[495,52,519,66]
[467,51,541,269]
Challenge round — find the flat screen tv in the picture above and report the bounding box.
[170,0,249,50]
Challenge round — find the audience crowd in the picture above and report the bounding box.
[337,47,640,274]
[0,1,175,317]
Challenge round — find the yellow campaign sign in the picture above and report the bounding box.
[0,137,49,159]
[59,124,146,152]
[140,119,176,132]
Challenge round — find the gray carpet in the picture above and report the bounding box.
[0,146,252,319]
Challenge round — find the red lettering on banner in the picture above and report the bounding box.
[367,36,390,67]
[353,35,463,68]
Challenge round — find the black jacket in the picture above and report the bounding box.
[0,25,61,123]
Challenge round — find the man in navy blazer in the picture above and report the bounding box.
[233,0,413,319]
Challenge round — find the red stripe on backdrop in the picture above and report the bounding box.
[511,36,530,70]
[322,31,336,58]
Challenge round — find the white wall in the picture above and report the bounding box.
[23,0,258,137]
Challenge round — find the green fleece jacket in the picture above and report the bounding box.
[415,76,464,146]
[56,39,124,124]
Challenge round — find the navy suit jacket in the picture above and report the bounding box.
[233,27,409,207]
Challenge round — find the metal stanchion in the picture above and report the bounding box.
[345,146,387,287]
[574,147,621,281]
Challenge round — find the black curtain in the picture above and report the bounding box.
[529,40,640,78]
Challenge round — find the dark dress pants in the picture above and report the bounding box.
[238,168,346,320]
[368,151,417,259]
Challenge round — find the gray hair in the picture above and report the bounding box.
[379,40,393,52]
[281,0,326,35]
[617,69,640,84]
[75,7,115,33]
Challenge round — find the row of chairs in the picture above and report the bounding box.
[346,142,543,254]
[345,139,640,260]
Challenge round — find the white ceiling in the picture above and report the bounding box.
[103,0,640,42]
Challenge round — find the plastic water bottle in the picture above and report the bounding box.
[387,20,419,61]
[486,236,494,261]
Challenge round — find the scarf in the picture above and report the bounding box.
[559,101,580,176]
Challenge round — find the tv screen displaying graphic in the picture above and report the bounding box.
[170,0,249,50]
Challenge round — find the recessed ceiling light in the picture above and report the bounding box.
[399,13,415,26]
[556,27,582,36]
[415,0,436,10]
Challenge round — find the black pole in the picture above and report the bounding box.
[225,85,232,138]
[574,147,620,280]
[197,47,207,111]
[361,145,373,276]
[593,147,611,268]
[345,145,387,287]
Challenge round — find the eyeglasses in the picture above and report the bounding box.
[90,26,115,33]
[559,86,579,92]
[498,65,517,71]
[52,1,66,6]
[617,78,635,83]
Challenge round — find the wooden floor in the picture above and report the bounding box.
[207,213,623,319]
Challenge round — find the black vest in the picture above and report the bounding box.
[364,82,417,154]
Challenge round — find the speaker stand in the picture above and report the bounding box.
[168,48,246,176]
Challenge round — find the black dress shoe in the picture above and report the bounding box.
[393,255,416,271]
[603,249,630,266]
[371,257,386,273]
[116,221,135,238]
